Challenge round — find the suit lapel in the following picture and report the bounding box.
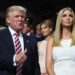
[23,34,31,54]
[23,34,27,49]
[4,28,15,54]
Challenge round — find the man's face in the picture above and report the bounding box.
[22,23,30,34]
[36,26,42,36]
[6,10,25,32]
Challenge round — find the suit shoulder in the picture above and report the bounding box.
[0,28,8,35]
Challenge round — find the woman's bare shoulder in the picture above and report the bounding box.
[48,37,54,44]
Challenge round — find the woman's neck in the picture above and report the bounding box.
[62,27,71,39]
[45,35,52,41]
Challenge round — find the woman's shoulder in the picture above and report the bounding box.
[48,37,54,44]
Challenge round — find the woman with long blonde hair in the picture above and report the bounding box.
[46,7,75,75]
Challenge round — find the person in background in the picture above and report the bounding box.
[0,26,6,30]
[37,19,54,75]
[46,7,75,75]
[30,25,35,36]
[22,21,35,36]
[36,23,44,41]
[0,5,39,75]
[22,21,31,36]
[22,21,40,75]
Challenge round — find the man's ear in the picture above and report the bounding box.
[6,17,10,24]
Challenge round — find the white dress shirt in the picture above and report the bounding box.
[8,26,24,66]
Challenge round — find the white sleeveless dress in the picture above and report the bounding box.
[53,39,75,75]
[38,40,47,73]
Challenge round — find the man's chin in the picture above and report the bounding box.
[17,27,23,31]
[19,26,23,29]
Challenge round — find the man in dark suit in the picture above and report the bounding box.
[36,24,44,42]
[0,5,40,75]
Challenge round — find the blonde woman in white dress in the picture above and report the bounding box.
[46,7,75,75]
[37,19,54,75]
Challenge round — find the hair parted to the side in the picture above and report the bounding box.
[6,5,27,18]
[54,7,75,46]
[40,19,54,29]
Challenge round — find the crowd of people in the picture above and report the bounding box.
[0,5,75,75]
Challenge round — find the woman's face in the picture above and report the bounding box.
[61,10,73,27]
[41,24,52,37]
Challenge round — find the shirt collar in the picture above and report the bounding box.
[8,26,22,36]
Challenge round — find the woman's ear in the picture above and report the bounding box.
[50,28,52,32]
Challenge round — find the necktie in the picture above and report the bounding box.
[14,33,22,75]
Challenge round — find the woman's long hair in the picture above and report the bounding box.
[54,7,75,46]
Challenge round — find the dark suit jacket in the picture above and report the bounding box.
[0,28,40,75]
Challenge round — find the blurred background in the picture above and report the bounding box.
[0,0,74,26]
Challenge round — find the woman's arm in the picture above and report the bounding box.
[46,38,55,75]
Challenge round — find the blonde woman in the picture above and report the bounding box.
[37,19,54,75]
[46,7,75,75]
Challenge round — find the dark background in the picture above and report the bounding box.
[0,0,74,26]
